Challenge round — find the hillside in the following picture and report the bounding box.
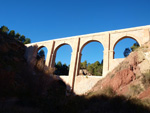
[90,41,150,99]
[0,33,67,113]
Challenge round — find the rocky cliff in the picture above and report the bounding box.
[90,41,150,99]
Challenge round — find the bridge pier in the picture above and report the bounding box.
[45,41,55,67]
[68,38,80,90]
[103,49,109,76]
[109,50,115,71]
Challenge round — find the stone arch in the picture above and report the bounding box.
[35,43,49,54]
[36,46,48,67]
[37,45,45,52]
[113,35,141,50]
[80,40,104,54]
[112,35,141,59]
[77,40,104,76]
[37,45,48,55]
[51,43,73,68]
[54,43,73,55]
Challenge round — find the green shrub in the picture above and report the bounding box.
[142,70,150,89]
[129,84,143,96]
[101,87,116,96]
[87,87,116,97]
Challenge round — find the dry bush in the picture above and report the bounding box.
[100,87,116,97]
[115,60,129,72]
[142,70,150,89]
[35,56,55,75]
[87,86,116,97]
[44,66,55,75]
[129,84,143,97]
[63,94,150,113]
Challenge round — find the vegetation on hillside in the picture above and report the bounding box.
[80,60,103,76]
[0,30,67,113]
[47,60,103,76]
[0,25,31,44]
[54,61,69,75]
[142,70,150,89]
[37,49,45,59]
[124,42,140,57]
[64,87,150,113]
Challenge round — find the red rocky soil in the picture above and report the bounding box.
[90,41,150,99]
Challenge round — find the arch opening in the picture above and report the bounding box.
[113,37,140,59]
[54,44,72,76]
[79,41,104,76]
[36,46,48,70]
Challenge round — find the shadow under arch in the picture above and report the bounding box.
[113,36,141,59]
[77,40,104,76]
[52,43,73,76]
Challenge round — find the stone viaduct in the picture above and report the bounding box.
[25,25,150,94]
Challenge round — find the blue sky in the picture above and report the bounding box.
[1,0,150,65]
